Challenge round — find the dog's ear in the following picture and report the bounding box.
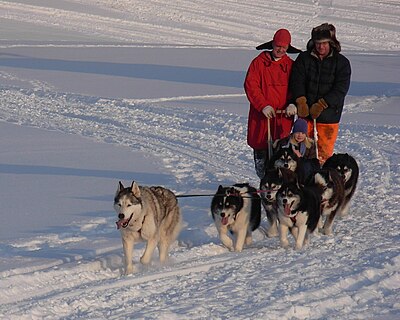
[217,185,224,193]
[130,181,141,198]
[117,181,124,192]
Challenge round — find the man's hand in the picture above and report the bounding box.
[262,106,276,119]
[310,98,328,119]
[296,96,309,117]
[285,104,297,116]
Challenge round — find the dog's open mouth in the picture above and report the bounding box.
[116,213,133,229]
[284,201,294,216]
[221,216,229,225]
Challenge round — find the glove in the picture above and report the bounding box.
[296,96,309,117]
[310,98,328,119]
[262,106,275,119]
[285,104,297,116]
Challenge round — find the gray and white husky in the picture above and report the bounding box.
[114,181,182,274]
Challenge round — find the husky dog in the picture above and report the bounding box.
[210,183,261,252]
[270,146,299,172]
[259,169,283,237]
[323,153,359,216]
[314,168,345,235]
[270,147,320,185]
[114,181,182,274]
[276,172,321,250]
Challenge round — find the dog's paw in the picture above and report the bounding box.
[124,265,135,275]
[234,245,244,252]
[280,240,290,249]
[323,228,333,236]
[267,227,279,238]
[295,243,304,250]
[140,256,152,265]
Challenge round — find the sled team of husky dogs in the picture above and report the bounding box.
[114,153,358,274]
[211,152,359,251]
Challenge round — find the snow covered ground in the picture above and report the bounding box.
[0,0,399,319]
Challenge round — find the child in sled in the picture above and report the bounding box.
[273,118,320,184]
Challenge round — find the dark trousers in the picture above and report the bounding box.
[253,149,269,179]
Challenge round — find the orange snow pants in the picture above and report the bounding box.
[306,121,339,165]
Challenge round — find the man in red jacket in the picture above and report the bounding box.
[244,29,299,179]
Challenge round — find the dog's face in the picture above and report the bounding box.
[273,148,298,171]
[334,163,352,183]
[260,169,282,203]
[276,182,301,218]
[211,186,243,226]
[114,181,144,230]
[323,154,354,183]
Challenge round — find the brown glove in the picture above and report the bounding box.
[310,98,328,119]
[296,96,309,117]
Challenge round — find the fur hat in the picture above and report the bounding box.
[292,118,308,134]
[256,29,302,53]
[308,23,341,52]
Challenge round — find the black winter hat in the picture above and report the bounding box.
[312,28,331,42]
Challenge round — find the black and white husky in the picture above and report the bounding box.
[323,153,359,217]
[276,172,321,250]
[270,146,299,172]
[210,183,261,252]
[314,168,345,235]
[259,169,283,237]
[270,146,320,185]
[114,181,182,274]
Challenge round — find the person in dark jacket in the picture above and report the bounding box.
[290,23,351,164]
[245,29,300,179]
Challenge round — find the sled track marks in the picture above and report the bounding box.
[1,247,257,315]
[1,0,399,50]
[0,88,254,187]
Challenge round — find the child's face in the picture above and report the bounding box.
[293,132,306,142]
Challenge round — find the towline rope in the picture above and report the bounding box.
[176,190,269,198]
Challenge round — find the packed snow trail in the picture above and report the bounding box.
[0,84,399,319]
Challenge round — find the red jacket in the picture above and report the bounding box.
[244,51,294,149]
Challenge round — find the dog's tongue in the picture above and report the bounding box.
[221,216,228,225]
[116,219,127,229]
[284,203,291,216]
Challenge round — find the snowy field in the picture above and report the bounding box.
[0,0,399,319]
